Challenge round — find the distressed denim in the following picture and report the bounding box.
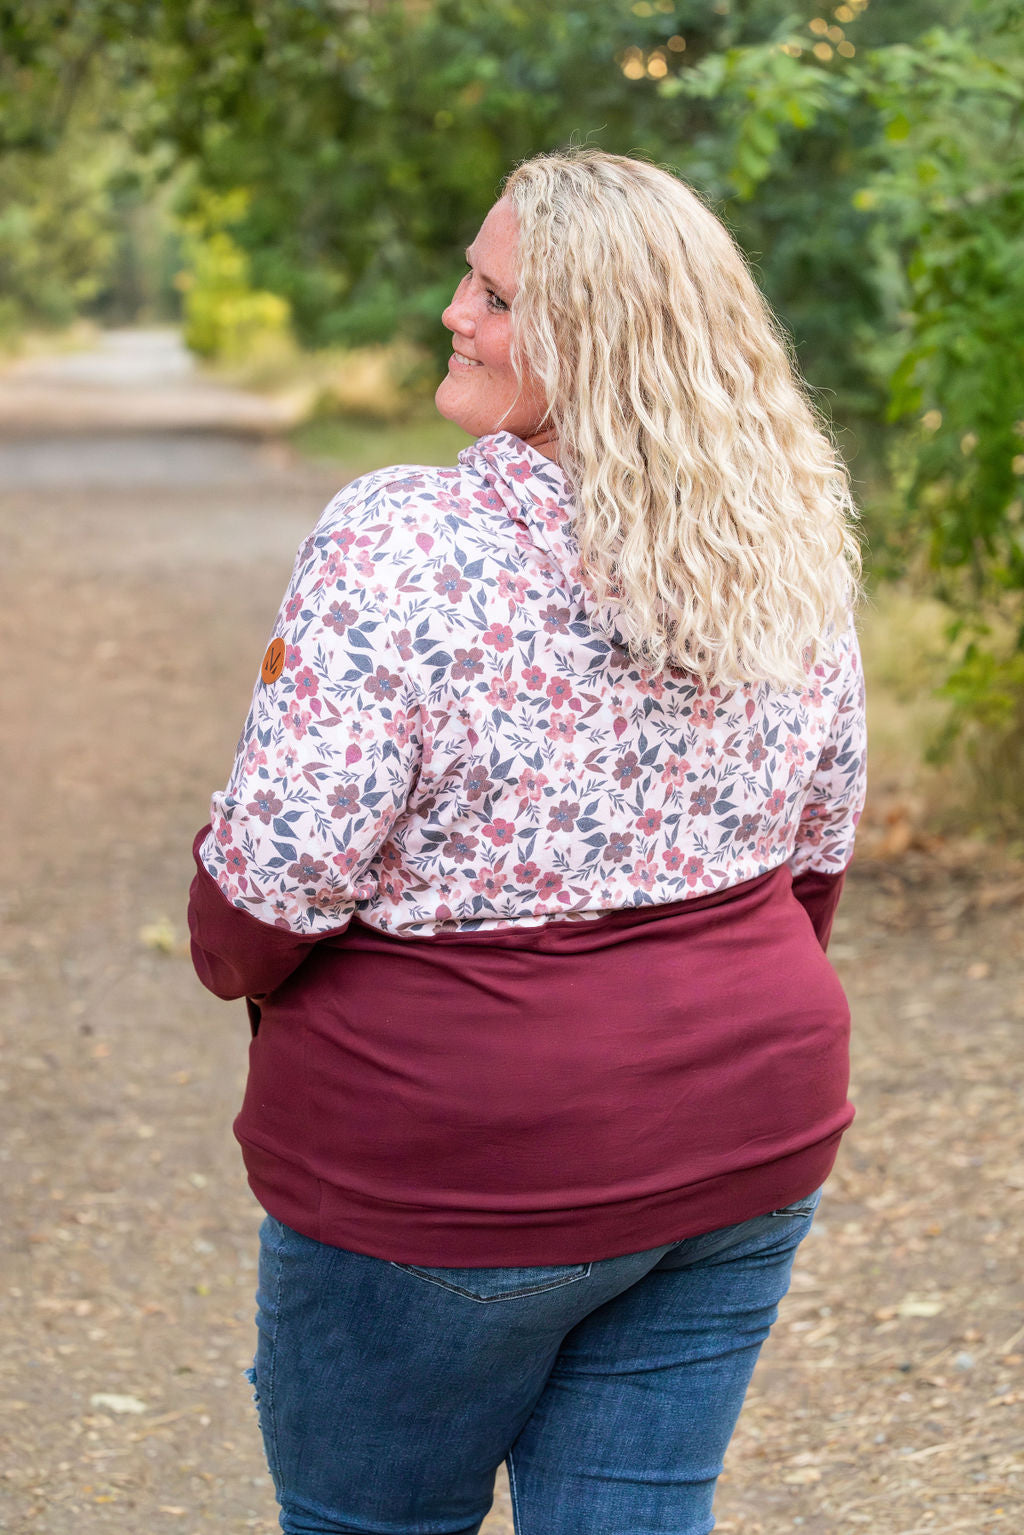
[249,1190,822,1535]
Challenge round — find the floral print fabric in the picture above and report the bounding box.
[200,432,866,936]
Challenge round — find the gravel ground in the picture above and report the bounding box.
[2,408,1021,1534]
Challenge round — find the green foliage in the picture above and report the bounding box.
[142,1,812,358]
[0,1,177,333]
[657,0,1024,780]
[0,135,119,334]
[178,192,292,361]
[857,9,1024,762]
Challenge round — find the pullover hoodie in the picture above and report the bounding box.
[189,432,867,1264]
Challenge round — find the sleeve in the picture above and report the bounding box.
[789,622,867,950]
[188,481,424,1000]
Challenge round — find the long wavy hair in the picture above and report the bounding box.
[503,150,861,689]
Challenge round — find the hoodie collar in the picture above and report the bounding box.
[460,431,584,603]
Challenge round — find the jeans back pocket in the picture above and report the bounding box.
[390,1260,592,1302]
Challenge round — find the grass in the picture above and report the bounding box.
[857,586,1024,852]
[291,412,474,477]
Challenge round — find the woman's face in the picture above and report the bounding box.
[435,198,556,458]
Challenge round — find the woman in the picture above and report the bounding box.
[189,150,866,1535]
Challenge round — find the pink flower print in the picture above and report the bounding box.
[324,600,358,635]
[287,852,328,883]
[327,781,361,818]
[661,754,691,786]
[392,627,414,660]
[470,870,504,898]
[538,499,565,530]
[514,860,541,883]
[784,734,807,768]
[353,553,375,579]
[818,743,838,772]
[547,715,576,744]
[545,676,573,709]
[451,647,485,681]
[765,789,786,816]
[523,664,547,691]
[442,830,479,863]
[381,872,405,902]
[434,564,470,602]
[333,846,361,872]
[243,743,267,773]
[384,711,415,749]
[363,665,402,702]
[547,799,580,833]
[505,457,534,483]
[613,751,643,788]
[534,871,563,896]
[516,767,548,803]
[691,697,717,728]
[215,822,233,846]
[474,487,503,511]
[637,673,665,699]
[606,831,633,863]
[453,702,484,731]
[224,847,247,876]
[246,788,283,825]
[380,842,402,871]
[662,846,684,870]
[482,623,514,651]
[540,604,571,634]
[497,570,530,605]
[463,765,494,803]
[486,676,518,711]
[285,593,304,622]
[737,813,761,842]
[283,703,311,739]
[689,784,717,815]
[482,819,515,846]
[285,643,303,670]
[635,808,663,835]
[630,859,657,892]
[681,855,705,887]
[746,733,769,768]
[294,667,318,700]
[330,528,356,553]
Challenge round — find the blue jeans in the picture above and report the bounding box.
[251,1191,822,1535]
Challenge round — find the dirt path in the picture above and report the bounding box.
[1,367,1022,1531]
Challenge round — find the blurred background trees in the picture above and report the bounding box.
[2,0,1022,826]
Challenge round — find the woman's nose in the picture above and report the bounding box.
[443,276,474,335]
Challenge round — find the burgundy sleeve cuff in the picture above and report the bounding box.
[187,826,346,1000]
[790,866,847,951]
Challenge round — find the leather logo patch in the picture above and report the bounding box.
[261,636,286,684]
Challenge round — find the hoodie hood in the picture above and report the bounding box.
[460,431,625,645]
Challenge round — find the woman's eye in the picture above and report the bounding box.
[486,290,510,314]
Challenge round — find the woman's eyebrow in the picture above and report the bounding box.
[465,248,512,301]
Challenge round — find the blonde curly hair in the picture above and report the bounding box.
[503,149,861,689]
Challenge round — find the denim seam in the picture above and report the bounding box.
[506,1448,524,1535]
[387,1261,592,1302]
[262,1232,285,1484]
